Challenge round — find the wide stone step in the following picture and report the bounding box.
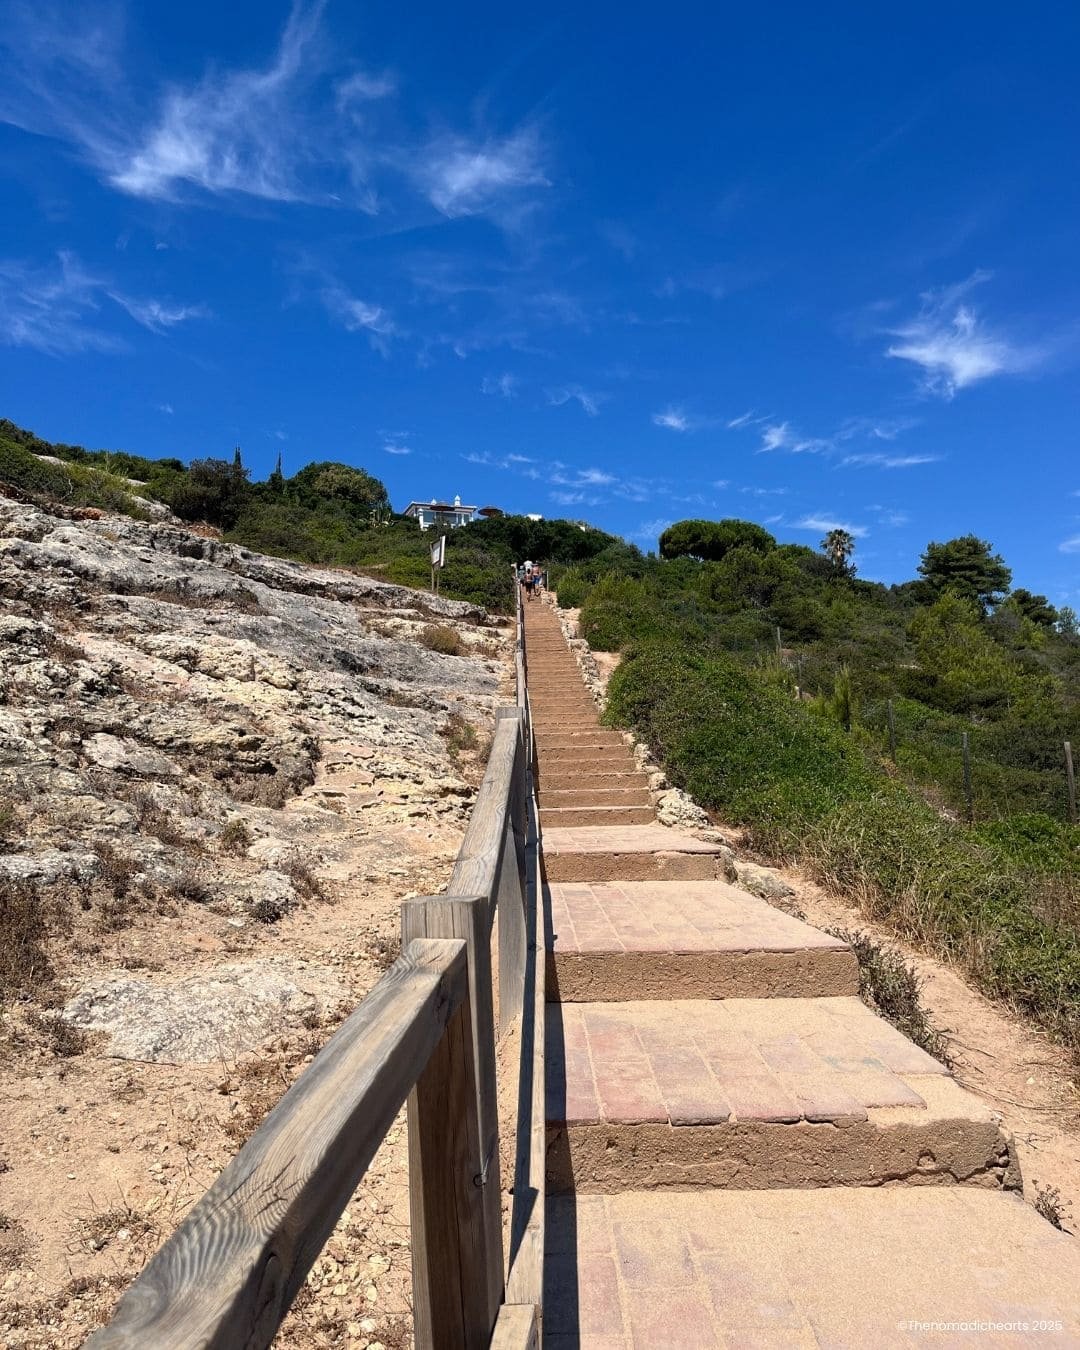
[540,771,650,794]
[545,998,1019,1193]
[541,788,652,809]
[538,747,633,767]
[543,1189,1080,1347]
[535,732,626,751]
[547,880,858,1001]
[543,825,729,882]
[541,804,656,828]
[532,718,604,732]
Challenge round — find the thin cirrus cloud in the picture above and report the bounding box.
[318,283,395,345]
[758,421,830,454]
[1060,536,1080,554]
[884,273,1042,398]
[840,452,939,470]
[109,294,211,333]
[653,407,690,431]
[795,514,869,538]
[0,1,549,225]
[547,385,605,417]
[415,126,549,219]
[481,373,519,398]
[0,250,205,354]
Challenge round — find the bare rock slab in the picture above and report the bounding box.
[63,960,344,1063]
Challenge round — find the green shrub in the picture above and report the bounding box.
[605,639,1080,1050]
[0,434,150,519]
[555,567,592,608]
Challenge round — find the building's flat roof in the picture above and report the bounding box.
[403,500,479,512]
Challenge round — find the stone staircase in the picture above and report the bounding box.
[523,597,1080,1347]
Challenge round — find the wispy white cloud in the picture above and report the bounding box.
[1,2,545,227]
[840,452,940,469]
[885,272,1041,398]
[110,2,339,204]
[547,385,605,417]
[653,406,690,431]
[551,466,615,487]
[0,250,204,354]
[383,442,411,455]
[416,125,549,219]
[1060,536,1080,554]
[318,283,395,346]
[634,517,675,542]
[758,421,830,454]
[726,410,759,430]
[550,489,597,507]
[795,514,869,538]
[158,403,174,414]
[335,69,396,108]
[481,372,518,398]
[109,294,210,332]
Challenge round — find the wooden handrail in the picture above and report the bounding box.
[86,939,468,1349]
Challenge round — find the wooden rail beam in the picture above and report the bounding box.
[86,939,468,1350]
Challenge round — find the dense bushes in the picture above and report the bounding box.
[605,640,1080,1047]
[0,431,151,519]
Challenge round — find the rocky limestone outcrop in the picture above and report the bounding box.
[0,494,510,1054]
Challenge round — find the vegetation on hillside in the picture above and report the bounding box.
[570,520,1079,1051]
[0,418,637,612]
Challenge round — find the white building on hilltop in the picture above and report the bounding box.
[402,495,481,530]
[403,495,477,530]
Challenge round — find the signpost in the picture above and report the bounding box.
[430,534,446,595]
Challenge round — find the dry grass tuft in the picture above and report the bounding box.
[0,876,55,1005]
[419,624,463,656]
[830,927,951,1066]
[1033,1182,1072,1232]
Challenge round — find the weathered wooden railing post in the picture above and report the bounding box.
[403,895,503,1348]
[497,708,528,1030]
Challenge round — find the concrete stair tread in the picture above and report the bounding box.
[543,1189,1080,1347]
[541,789,652,807]
[546,880,859,1000]
[541,805,656,827]
[548,996,953,1128]
[544,998,1016,1191]
[543,825,724,855]
[548,880,850,955]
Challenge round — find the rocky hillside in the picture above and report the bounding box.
[0,496,510,1346]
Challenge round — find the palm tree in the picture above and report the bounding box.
[822,528,856,574]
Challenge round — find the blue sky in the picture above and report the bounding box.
[1,1,1078,596]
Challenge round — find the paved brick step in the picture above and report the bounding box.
[543,824,730,883]
[545,998,1019,1194]
[541,787,652,808]
[540,772,650,794]
[531,711,603,724]
[546,880,858,1002]
[532,717,603,728]
[537,748,634,769]
[535,733,627,752]
[542,805,656,828]
[543,1189,1080,1348]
